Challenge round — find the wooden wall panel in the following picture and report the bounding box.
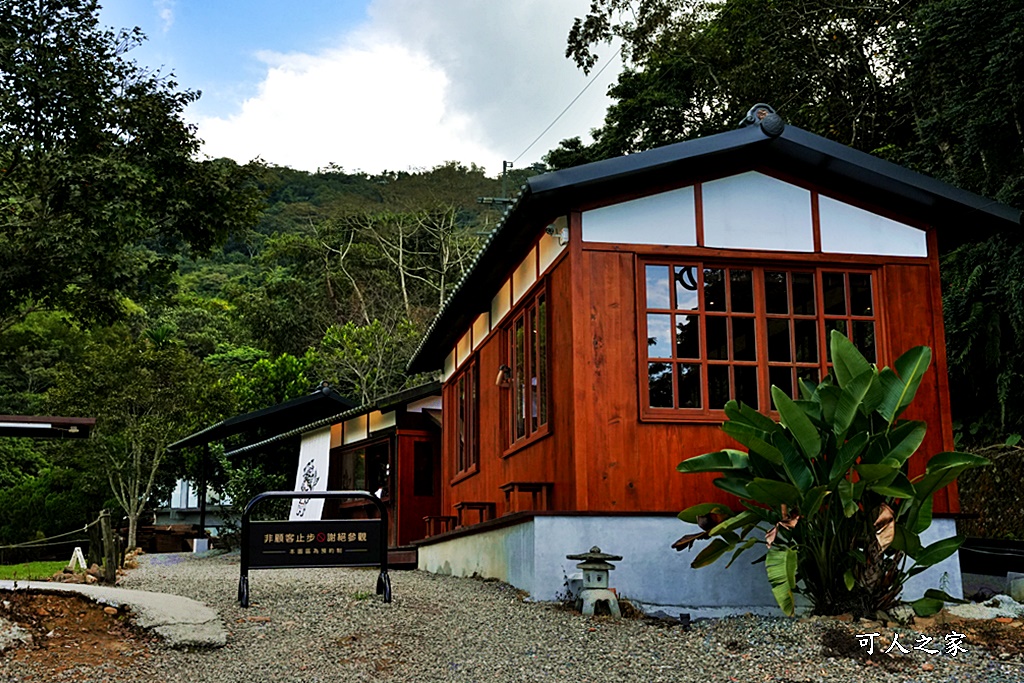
[440,255,578,518]
[571,248,739,512]
[881,262,957,513]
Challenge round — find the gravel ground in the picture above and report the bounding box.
[5,550,1024,682]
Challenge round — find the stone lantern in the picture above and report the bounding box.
[566,546,622,617]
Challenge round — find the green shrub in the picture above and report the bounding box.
[675,331,988,617]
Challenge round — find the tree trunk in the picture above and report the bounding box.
[127,513,138,552]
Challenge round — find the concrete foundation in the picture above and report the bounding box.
[417,515,962,615]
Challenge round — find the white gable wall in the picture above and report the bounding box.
[580,171,928,258]
[582,186,697,245]
[819,195,928,256]
[703,172,814,251]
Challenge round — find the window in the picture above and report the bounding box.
[453,359,478,477]
[641,262,877,416]
[505,287,549,449]
[324,440,391,517]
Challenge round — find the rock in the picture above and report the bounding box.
[84,574,98,585]
[833,613,854,622]
[922,662,934,671]
[103,606,118,616]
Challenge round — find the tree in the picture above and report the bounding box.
[319,319,424,405]
[553,0,916,167]
[47,327,232,549]
[0,0,262,334]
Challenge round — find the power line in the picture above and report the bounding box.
[512,46,622,165]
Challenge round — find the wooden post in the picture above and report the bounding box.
[87,516,102,568]
[100,510,116,584]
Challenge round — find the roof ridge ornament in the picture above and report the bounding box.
[740,103,785,138]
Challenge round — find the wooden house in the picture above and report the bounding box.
[223,383,443,555]
[405,107,1022,612]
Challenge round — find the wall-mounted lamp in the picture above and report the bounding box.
[495,364,512,388]
[545,223,569,247]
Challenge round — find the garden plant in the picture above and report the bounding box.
[674,331,988,618]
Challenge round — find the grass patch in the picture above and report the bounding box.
[0,560,68,581]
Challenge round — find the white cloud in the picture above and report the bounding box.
[195,0,620,175]
[198,41,495,173]
[154,0,174,32]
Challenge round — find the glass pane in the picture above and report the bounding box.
[704,268,726,311]
[648,362,673,408]
[825,320,847,361]
[514,317,526,440]
[767,318,791,362]
[413,441,434,497]
[853,320,876,362]
[457,375,467,471]
[792,273,816,315]
[529,306,539,432]
[675,314,700,359]
[849,273,873,316]
[706,317,728,360]
[797,369,820,392]
[674,266,700,310]
[645,265,670,309]
[793,319,819,363]
[765,271,788,314]
[732,318,757,361]
[646,314,673,358]
[708,365,730,409]
[769,366,793,399]
[823,272,847,315]
[730,270,754,312]
[537,296,548,426]
[469,366,478,466]
[677,364,701,408]
[734,365,758,408]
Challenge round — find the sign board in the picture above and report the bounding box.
[248,519,382,569]
[238,490,391,607]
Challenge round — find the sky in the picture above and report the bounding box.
[97,0,622,177]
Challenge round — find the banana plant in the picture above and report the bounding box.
[674,331,989,617]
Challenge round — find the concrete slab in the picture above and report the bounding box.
[0,580,226,648]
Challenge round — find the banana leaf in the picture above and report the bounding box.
[772,386,821,461]
[766,546,798,616]
[677,449,750,473]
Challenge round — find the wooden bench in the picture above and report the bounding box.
[454,501,496,528]
[423,515,457,537]
[500,481,554,514]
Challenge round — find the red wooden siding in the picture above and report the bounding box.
[438,221,958,521]
[441,254,578,517]
[566,247,957,515]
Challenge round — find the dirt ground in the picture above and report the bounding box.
[0,591,158,677]
[1,587,1023,680]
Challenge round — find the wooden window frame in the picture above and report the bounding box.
[502,282,551,456]
[450,358,479,483]
[637,259,881,422]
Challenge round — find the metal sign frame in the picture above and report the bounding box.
[238,490,392,607]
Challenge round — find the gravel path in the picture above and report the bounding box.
[5,550,1024,682]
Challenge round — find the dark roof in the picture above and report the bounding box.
[0,415,95,440]
[169,385,357,451]
[407,120,1022,374]
[223,381,441,458]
